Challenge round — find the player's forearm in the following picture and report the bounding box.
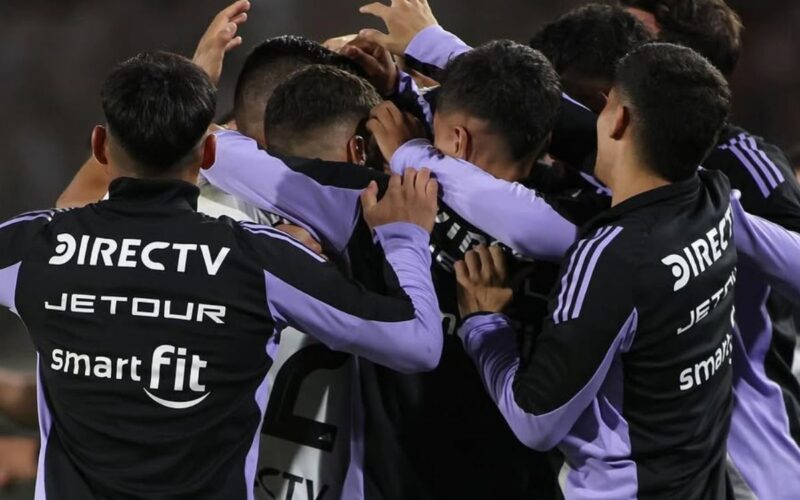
[56,156,109,208]
[732,196,800,304]
[458,314,572,450]
[391,139,578,261]
[366,222,443,371]
[201,130,358,253]
[266,222,442,373]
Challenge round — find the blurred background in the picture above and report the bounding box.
[0,0,797,496]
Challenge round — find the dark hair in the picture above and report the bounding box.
[233,36,364,136]
[264,65,381,155]
[786,144,800,173]
[100,51,216,172]
[619,0,743,77]
[437,40,562,161]
[615,42,731,181]
[530,4,652,83]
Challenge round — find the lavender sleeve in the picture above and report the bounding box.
[458,314,586,450]
[732,195,800,304]
[201,130,362,253]
[459,310,635,451]
[263,222,442,373]
[390,139,578,261]
[405,25,472,70]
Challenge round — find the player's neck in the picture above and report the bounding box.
[609,158,670,207]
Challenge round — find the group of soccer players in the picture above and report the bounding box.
[1,0,800,498]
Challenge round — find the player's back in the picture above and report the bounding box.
[569,169,736,498]
[12,178,289,499]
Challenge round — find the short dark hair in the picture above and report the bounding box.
[619,0,743,77]
[264,65,381,156]
[233,36,363,136]
[437,40,562,160]
[530,4,652,83]
[101,51,216,172]
[615,42,731,181]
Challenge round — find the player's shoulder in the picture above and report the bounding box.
[707,125,792,198]
[0,207,73,232]
[230,219,326,265]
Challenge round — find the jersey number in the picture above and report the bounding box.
[262,344,349,452]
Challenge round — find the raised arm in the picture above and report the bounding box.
[732,195,800,304]
[201,130,371,253]
[247,170,443,373]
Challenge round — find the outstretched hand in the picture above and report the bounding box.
[361,168,438,233]
[193,0,251,86]
[358,0,438,55]
[367,101,427,161]
[455,245,514,317]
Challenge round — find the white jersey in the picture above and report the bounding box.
[196,182,354,500]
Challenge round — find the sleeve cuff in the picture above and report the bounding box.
[390,139,437,175]
[405,25,470,69]
[458,312,512,342]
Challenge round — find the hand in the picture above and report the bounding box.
[359,0,439,55]
[361,168,438,232]
[0,436,37,489]
[322,34,358,52]
[275,224,326,258]
[455,245,514,317]
[341,37,399,96]
[367,101,427,161]
[192,0,251,86]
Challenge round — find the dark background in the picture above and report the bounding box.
[0,0,797,496]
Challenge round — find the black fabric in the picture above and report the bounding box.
[513,172,735,498]
[274,156,565,500]
[2,178,424,499]
[704,124,800,446]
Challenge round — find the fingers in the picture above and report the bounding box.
[454,260,471,288]
[489,244,508,282]
[403,168,418,198]
[230,12,248,25]
[342,45,383,75]
[225,36,244,52]
[358,28,390,47]
[464,249,482,282]
[360,180,379,212]
[221,0,251,19]
[426,177,439,203]
[475,245,494,283]
[414,166,430,193]
[359,2,390,19]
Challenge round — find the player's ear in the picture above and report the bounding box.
[91,126,109,165]
[347,134,367,166]
[199,134,217,170]
[453,126,471,161]
[611,104,630,141]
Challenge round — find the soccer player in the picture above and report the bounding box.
[365,4,800,497]
[620,0,800,446]
[454,42,735,498]
[529,3,652,113]
[203,41,570,500]
[0,51,443,499]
